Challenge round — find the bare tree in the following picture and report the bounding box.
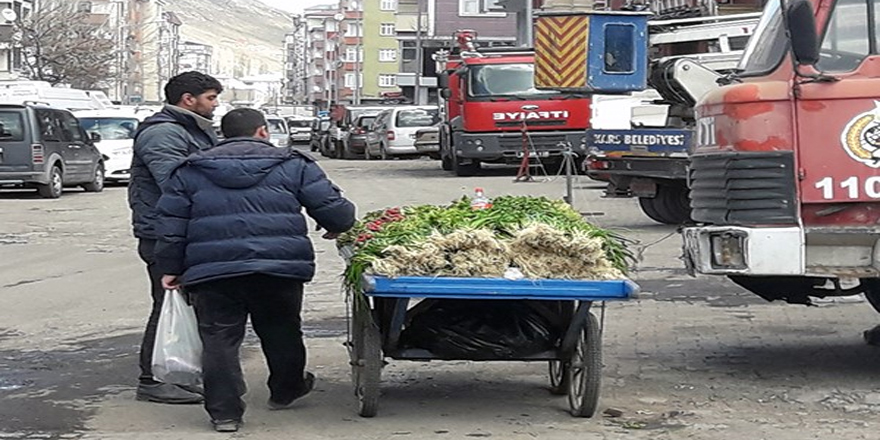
[15,1,118,89]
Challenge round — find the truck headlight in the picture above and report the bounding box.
[710,232,746,270]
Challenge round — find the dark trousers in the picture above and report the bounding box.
[188,274,308,422]
[137,239,164,385]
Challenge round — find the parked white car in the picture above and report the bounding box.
[365,106,440,159]
[285,116,313,144]
[75,109,145,183]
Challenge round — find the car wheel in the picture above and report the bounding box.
[82,163,105,192]
[38,165,63,199]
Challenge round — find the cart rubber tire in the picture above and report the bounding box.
[352,310,382,418]
[548,360,570,395]
[567,312,602,417]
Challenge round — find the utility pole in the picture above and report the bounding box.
[352,0,361,105]
[414,0,423,105]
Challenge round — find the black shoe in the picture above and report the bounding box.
[267,372,315,410]
[212,419,241,433]
[136,382,203,404]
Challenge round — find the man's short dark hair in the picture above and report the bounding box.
[221,108,267,139]
[164,71,223,105]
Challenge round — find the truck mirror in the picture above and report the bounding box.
[440,88,452,99]
[786,0,819,66]
[438,72,450,88]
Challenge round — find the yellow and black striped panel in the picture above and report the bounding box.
[534,15,589,90]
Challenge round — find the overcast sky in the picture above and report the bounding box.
[257,0,335,13]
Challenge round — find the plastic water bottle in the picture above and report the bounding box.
[471,188,493,210]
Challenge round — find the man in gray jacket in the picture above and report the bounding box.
[128,71,222,404]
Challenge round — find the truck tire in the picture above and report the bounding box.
[637,197,667,224]
[453,158,480,176]
[441,155,453,171]
[440,129,453,171]
[641,185,691,225]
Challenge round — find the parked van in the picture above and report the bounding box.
[75,109,145,183]
[365,106,441,159]
[0,81,104,111]
[0,104,105,198]
[285,116,312,144]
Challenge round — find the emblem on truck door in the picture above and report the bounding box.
[841,102,880,168]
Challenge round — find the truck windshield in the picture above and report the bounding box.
[737,0,787,75]
[468,63,559,99]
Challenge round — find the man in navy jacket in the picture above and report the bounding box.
[129,71,222,404]
[155,108,356,432]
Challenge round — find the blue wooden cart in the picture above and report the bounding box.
[347,275,639,418]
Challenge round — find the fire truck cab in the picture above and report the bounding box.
[437,31,591,176]
[683,0,880,307]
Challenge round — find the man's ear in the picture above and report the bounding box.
[179,93,195,107]
[255,126,270,140]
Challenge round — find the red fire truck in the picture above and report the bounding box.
[436,31,592,176]
[683,0,880,309]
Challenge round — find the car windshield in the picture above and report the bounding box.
[738,0,787,75]
[267,119,287,134]
[396,109,440,128]
[469,63,559,98]
[79,117,139,141]
[0,111,25,141]
[358,116,376,128]
[288,120,311,128]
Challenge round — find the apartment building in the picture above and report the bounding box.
[395,0,517,104]
[0,0,33,80]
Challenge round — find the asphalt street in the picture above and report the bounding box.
[1,154,879,439]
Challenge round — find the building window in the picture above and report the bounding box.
[345,73,364,88]
[378,74,397,87]
[379,49,397,62]
[380,0,396,10]
[380,23,395,36]
[345,47,364,62]
[459,0,505,16]
[402,41,416,61]
[346,22,363,37]
[459,0,479,15]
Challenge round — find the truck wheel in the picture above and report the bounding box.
[654,185,692,225]
[453,159,480,177]
[38,165,64,199]
[441,154,453,171]
[637,197,668,224]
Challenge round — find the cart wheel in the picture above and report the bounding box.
[548,360,569,395]
[351,310,382,417]
[567,311,602,417]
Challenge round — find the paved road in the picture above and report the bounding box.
[1,155,879,439]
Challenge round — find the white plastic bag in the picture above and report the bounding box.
[152,289,203,387]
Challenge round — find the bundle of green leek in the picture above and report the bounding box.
[338,196,633,293]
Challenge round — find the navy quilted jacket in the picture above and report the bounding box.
[154,138,356,285]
